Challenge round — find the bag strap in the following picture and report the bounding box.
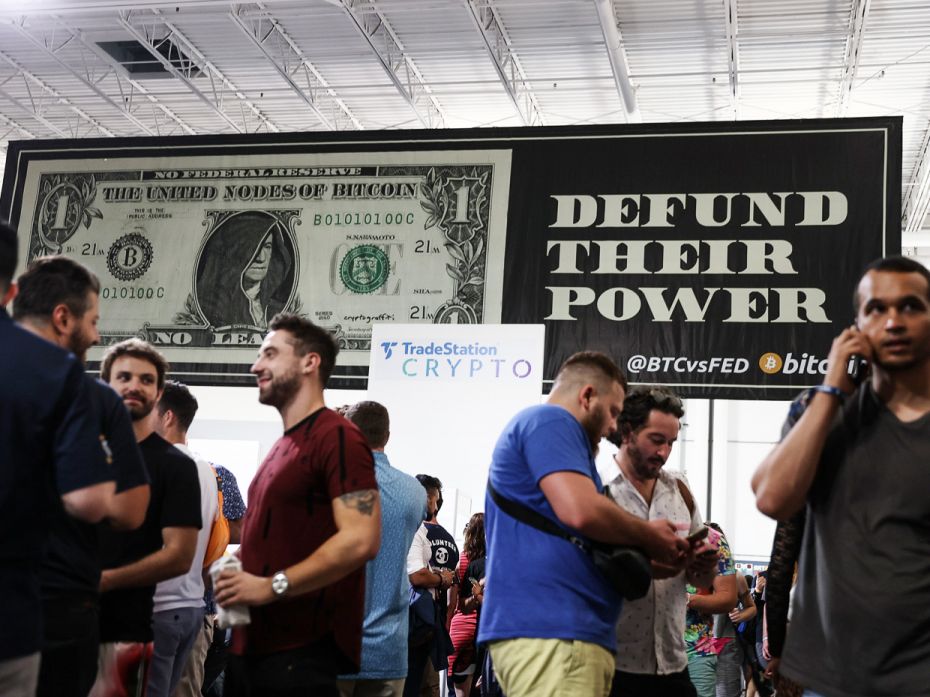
[486,479,591,553]
[675,477,696,517]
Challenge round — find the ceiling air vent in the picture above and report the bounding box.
[97,38,202,79]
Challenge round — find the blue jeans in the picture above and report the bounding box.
[147,606,203,697]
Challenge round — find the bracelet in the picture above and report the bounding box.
[434,571,444,588]
[810,384,847,402]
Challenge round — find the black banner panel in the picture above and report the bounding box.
[1,118,900,398]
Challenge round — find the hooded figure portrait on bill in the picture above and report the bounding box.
[195,210,297,329]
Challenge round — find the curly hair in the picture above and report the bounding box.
[463,512,485,561]
[606,384,684,447]
[100,338,169,391]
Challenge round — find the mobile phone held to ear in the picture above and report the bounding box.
[847,354,869,385]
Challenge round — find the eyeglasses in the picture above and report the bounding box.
[647,388,683,410]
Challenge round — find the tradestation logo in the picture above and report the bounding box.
[379,340,533,379]
[380,340,499,359]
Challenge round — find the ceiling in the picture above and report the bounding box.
[0,0,929,248]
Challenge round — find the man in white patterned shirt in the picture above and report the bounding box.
[605,386,717,697]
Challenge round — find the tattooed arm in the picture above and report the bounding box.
[215,488,381,607]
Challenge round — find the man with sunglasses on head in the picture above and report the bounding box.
[753,256,930,697]
[604,387,726,697]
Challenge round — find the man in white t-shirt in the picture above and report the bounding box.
[605,386,719,697]
[149,380,219,697]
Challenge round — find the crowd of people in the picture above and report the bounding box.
[3,210,930,697]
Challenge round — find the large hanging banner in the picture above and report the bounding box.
[1,118,901,399]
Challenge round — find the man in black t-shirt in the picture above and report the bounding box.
[94,339,201,692]
[14,256,152,697]
[753,256,930,695]
[424,519,459,622]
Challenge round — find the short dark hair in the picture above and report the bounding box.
[157,380,199,432]
[416,474,443,512]
[416,474,443,493]
[0,220,17,294]
[268,313,338,385]
[609,385,685,446]
[554,350,628,394]
[100,338,169,391]
[12,256,101,321]
[854,255,930,311]
[344,400,389,449]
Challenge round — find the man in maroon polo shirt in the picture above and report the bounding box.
[215,313,381,697]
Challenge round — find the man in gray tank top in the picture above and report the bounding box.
[752,255,930,697]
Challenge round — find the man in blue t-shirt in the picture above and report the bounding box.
[338,401,426,697]
[480,351,689,697]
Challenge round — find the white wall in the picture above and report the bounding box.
[185,384,789,562]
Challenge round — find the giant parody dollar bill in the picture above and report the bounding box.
[15,150,511,373]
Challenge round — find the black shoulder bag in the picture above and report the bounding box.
[487,480,652,600]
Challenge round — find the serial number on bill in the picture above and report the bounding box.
[101,286,166,300]
[312,212,416,226]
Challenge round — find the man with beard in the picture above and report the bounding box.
[480,351,690,697]
[95,339,202,692]
[13,256,151,697]
[604,386,726,697]
[0,224,115,696]
[753,255,930,697]
[214,313,381,697]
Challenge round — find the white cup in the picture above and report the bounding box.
[210,556,251,629]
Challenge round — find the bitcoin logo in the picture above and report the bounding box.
[758,352,783,375]
[107,233,154,282]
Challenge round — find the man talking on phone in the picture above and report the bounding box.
[753,256,930,697]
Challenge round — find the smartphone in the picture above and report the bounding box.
[686,526,709,544]
[847,354,869,385]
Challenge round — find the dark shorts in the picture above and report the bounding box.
[225,640,343,697]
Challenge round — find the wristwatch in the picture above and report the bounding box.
[271,571,290,598]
